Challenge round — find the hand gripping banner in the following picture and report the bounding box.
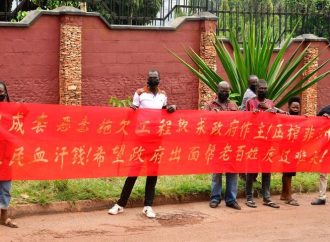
[0,102,329,180]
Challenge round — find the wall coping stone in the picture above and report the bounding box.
[0,7,327,45]
[0,7,217,30]
[218,34,329,52]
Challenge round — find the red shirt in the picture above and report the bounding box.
[246,97,274,111]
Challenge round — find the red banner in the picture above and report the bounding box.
[0,102,330,180]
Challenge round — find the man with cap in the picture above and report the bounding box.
[108,70,176,218]
[240,75,258,111]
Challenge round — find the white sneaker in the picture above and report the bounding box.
[108,204,124,215]
[142,206,156,218]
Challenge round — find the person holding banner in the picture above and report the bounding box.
[108,70,176,218]
[208,81,241,210]
[0,81,18,228]
[280,96,301,206]
[240,75,258,111]
[239,75,258,181]
[311,105,330,205]
[245,80,280,209]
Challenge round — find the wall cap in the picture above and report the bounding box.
[293,34,329,43]
[0,7,217,30]
[218,34,329,52]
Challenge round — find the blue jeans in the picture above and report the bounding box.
[0,181,11,209]
[245,173,271,201]
[210,173,238,205]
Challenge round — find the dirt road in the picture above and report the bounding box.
[1,193,329,242]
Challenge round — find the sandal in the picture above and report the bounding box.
[263,201,280,208]
[286,199,299,206]
[245,200,257,208]
[1,218,18,228]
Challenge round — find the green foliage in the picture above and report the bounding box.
[87,0,162,25]
[170,24,330,107]
[174,8,187,18]
[108,96,132,107]
[32,0,79,9]
[53,180,69,192]
[28,0,162,25]
[10,173,324,205]
[10,10,28,22]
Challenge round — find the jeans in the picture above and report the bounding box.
[246,173,271,201]
[117,176,157,207]
[0,181,11,209]
[210,173,238,205]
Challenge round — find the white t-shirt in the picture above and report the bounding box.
[240,88,256,110]
[132,87,167,109]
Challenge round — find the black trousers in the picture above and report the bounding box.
[117,176,158,207]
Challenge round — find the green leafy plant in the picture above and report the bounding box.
[10,10,28,22]
[170,25,330,107]
[108,96,132,107]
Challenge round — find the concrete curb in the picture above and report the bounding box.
[9,193,210,218]
[9,189,314,218]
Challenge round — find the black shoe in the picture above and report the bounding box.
[209,200,220,208]
[311,198,326,205]
[226,201,241,210]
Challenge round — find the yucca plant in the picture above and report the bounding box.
[170,25,330,107]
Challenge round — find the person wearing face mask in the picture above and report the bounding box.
[108,70,176,218]
[240,75,258,111]
[239,75,259,181]
[280,96,301,206]
[208,81,241,210]
[0,81,18,228]
[245,80,280,209]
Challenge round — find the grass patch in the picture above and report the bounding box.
[11,173,322,206]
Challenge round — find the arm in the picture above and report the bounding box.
[161,94,176,113]
[130,92,140,110]
[240,94,249,111]
[163,104,176,113]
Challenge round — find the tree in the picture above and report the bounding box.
[10,0,162,25]
[88,0,162,25]
[170,25,330,107]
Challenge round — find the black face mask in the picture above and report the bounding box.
[0,94,6,101]
[147,78,159,88]
[249,84,256,93]
[257,91,267,99]
[289,111,300,116]
[218,92,229,102]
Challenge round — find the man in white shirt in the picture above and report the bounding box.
[240,75,258,111]
[239,75,258,181]
[108,70,176,218]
